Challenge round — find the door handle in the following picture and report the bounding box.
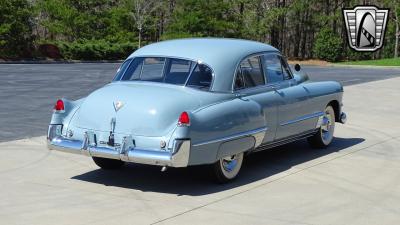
[270,85,280,92]
[270,84,280,90]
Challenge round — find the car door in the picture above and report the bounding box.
[233,55,281,143]
[262,53,315,140]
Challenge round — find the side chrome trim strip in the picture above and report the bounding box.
[192,127,267,147]
[252,129,317,153]
[280,111,324,126]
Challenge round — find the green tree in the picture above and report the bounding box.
[0,0,34,58]
[313,28,343,62]
[163,0,237,39]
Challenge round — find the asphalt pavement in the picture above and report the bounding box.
[0,63,399,142]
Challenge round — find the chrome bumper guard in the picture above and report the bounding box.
[339,112,347,124]
[47,128,190,167]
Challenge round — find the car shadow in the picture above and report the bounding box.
[71,137,364,196]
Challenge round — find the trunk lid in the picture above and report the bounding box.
[71,82,203,137]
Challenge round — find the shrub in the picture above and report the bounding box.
[313,28,343,62]
[53,40,137,60]
[0,0,35,58]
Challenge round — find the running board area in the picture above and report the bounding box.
[252,130,317,153]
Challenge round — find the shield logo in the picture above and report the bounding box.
[343,5,389,52]
[113,101,124,112]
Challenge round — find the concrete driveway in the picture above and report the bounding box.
[0,76,399,224]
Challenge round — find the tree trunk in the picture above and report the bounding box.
[138,28,142,49]
[300,10,308,59]
[395,13,399,58]
[293,11,301,58]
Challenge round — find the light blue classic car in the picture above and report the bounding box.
[48,38,346,183]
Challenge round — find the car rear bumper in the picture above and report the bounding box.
[47,126,190,167]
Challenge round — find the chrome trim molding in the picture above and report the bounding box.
[253,130,317,153]
[192,127,267,147]
[280,111,324,126]
[48,133,191,167]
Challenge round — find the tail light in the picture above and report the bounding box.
[178,111,190,126]
[54,99,65,112]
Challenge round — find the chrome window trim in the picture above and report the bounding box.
[278,55,294,80]
[183,60,197,86]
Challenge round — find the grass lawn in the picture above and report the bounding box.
[337,57,400,66]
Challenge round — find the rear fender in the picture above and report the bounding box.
[50,98,85,136]
[185,98,266,165]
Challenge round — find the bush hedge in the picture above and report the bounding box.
[48,40,137,60]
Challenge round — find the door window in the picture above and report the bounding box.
[263,54,283,83]
[234,56,265,90]
[263,54,292,83]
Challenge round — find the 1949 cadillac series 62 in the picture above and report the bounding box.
[48,38,346,183]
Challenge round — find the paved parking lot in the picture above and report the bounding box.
[0,76,399,225]
[0,63,399,142]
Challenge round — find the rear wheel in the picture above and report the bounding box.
[308,105,335,148]
[92,157,125,170]
[211,152,244,183]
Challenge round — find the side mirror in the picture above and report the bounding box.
[294,64,301,71]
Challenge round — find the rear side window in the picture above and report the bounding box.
[234,55,265,90]
[186,64,212,90]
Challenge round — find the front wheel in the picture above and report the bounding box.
[92,157,125,170]
[211,152,244,183]
[308,105,335,148]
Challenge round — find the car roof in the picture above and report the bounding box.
[128,38,279,92]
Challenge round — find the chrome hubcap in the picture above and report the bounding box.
[222,155,238,172]
[219,152,243,179]
[321,108,334,144]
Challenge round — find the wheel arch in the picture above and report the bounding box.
[327,100,340,122]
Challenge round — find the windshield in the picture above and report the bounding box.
[113,57,213,90]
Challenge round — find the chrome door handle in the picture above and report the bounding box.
[270,85,280,91]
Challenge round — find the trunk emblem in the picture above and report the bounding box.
[113,101,124,112]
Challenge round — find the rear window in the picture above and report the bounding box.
[115,57,212,90]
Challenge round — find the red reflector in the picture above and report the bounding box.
[54,99,65,111]
[178,111,190,125]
